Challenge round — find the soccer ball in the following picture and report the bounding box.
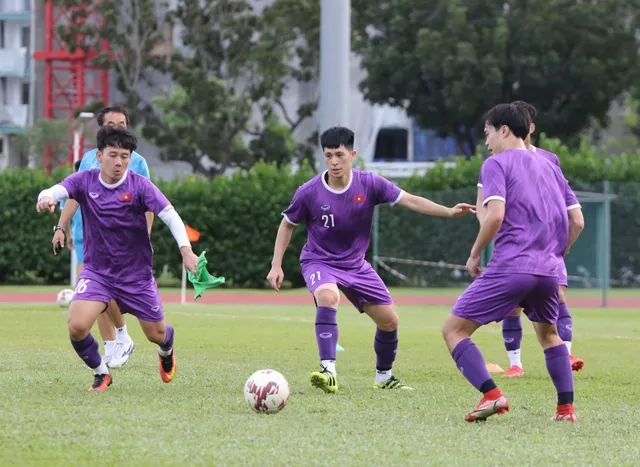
[56,289,75,307]
[243,369,290,414]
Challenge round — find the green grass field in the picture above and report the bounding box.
[1,302,639,465]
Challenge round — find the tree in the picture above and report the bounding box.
[141,0,320,175]
[13,119,79,168]
[53,0,166,120]
[352,0,640,156]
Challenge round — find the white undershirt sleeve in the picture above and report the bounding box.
[158,206,191,249]
[38,185,69,203]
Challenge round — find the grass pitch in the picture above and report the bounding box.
[1,302,639,465]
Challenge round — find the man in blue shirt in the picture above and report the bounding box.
[53,105,153,369]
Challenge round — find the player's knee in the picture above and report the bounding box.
[316,289,339,308]
[377,310,398,331]
[144,326,165,345]
[67,319,90,340]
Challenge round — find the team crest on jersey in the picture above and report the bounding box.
[354,194,365,204]
[120,193,132,202]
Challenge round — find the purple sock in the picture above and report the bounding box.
[502,316,522,351]
[557,304,572,342]
[451,338,496,393]
[374,329,398,371]
[161,324,174,351]
[315,307,338,360]
[70,334,102,369]
[544,344,574,405]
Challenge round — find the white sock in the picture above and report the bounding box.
[104,340,116,357]
[158,347,172,357]
[507,349,522,368]
[376,369,392,384]
[116,325,129,341]
[321,359,336,375]
[564,341,572,354]
[94,361,109,375]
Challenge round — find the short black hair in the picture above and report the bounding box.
[512,100,537,121]
[74,160,81,172]
[320,126,355,150]
[483,103,531,140]
[97,105,130,127]
[97,126,137,152]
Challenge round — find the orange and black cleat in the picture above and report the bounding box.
[159,351,176,383]
[88,373,112,392]
[502,366,524,378]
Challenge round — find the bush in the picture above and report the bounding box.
[3,135,640,287]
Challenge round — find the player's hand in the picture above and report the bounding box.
[180,247,198,274]
[448,203,476,218]
[267,266,284,292]
[52,230,65,256]
[36,196,56,213]
[466,255,482,278]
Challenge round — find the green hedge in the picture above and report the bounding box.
[2,134,640,287]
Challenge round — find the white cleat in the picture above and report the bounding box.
[108,339,136,368]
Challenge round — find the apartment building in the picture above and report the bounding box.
[0,0,33,169]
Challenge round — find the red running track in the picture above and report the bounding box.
[0,292,638,308]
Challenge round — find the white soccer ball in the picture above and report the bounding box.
[56,289,75,307]
[243,369,290,414]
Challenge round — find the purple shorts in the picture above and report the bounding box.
[71,268,164,322]
[452,273,559,325]
[301,261,393,313]
[558,260,568,288]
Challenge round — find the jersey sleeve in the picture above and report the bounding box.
[281,187,308,225]
[372,174,403,206]
[138,177,171,215]
[59,172,86,202]
[480,158,506,206]
[131,154,151,179]
[565,182,581,210]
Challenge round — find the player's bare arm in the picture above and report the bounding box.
[52,198,80,253]
[476,186,486,225]
[145,212,154,235]
[396,192,475,218]
[566,208,585,256]
[467,199,505,277]
[267,218,295,292]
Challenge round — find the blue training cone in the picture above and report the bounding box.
[336,343,345,352]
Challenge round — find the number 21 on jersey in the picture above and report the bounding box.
[322,214,335,228]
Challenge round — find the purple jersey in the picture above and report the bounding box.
[60,169,171,282]
[478,146,581,210]
[480,149,569,276]
[282,169,403,268]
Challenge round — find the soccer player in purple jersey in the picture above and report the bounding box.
[266,126,475,393]
[443,103,581,423]
[476,101,585,378]
[36,126,199,391]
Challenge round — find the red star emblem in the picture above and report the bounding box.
[354,194,365,204]
[120,193,132,202]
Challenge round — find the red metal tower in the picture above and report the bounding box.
[33,1,109,171]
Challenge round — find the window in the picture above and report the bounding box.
[21,82,29,105]
[373,128,409,161]
[21,27,30,48]
[0,139,3,155]
[0,78,6,105]
[0,21,5,49]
